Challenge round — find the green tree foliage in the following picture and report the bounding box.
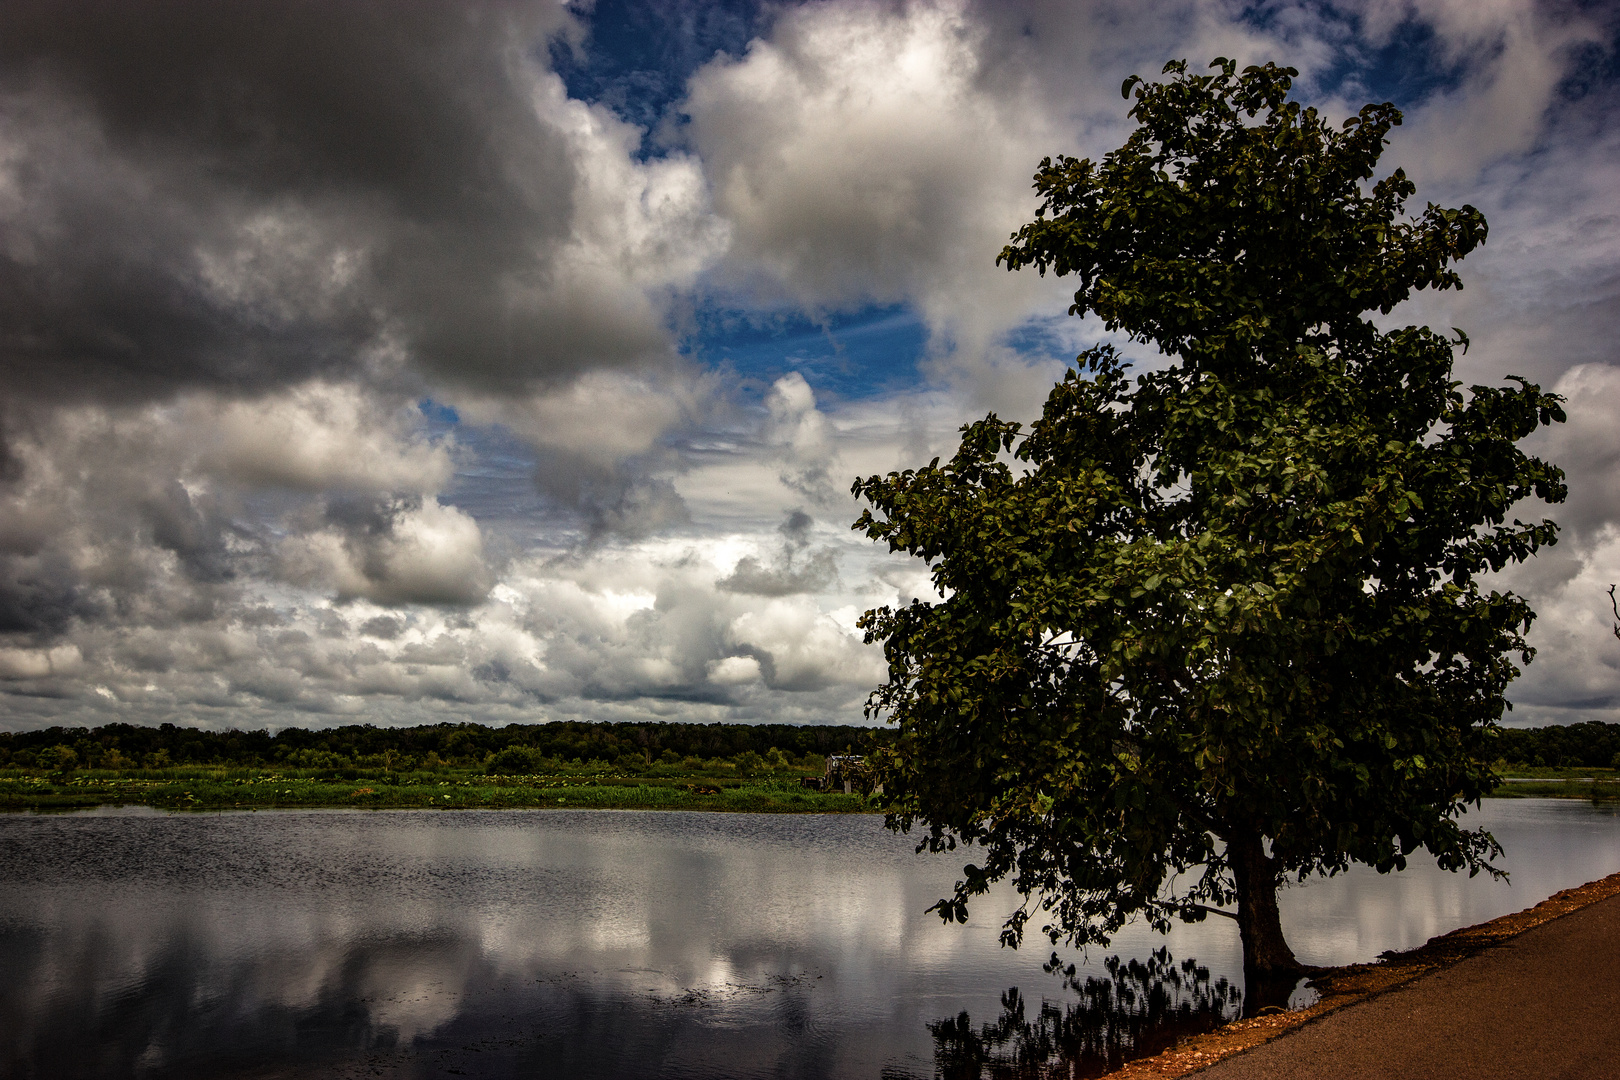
[0,720,885,772]
[1497,722,1620,769]
[489,745,544,774]
[852,60,1566,981]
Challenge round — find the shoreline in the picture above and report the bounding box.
[1107,869,1620,1078]
[3,766,1613,815]
[0,770,876,814]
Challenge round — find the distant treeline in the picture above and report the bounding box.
[0,720,892,772]
[1497,721,1620,769]
[3,719,1614,773]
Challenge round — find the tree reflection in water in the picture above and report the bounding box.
[927,948,1241,1079]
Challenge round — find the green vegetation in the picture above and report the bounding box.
[1485,723,1620,798]
[0,767,874,814]
[0,718,885,772]
[1491,771,1620,800]
[1496,722,1620,770]
[0,720,889,813]
[853,57,1565,990]
[3,717,1613,813]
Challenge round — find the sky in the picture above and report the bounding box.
[0,0,1617,733]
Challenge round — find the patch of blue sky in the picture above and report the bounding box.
[549,0,772,151]
[686,302,931,404]
[1301,2,1611,115]
[1214,5,1461,109]
[1316,19,1463,109]
[1000,316,1090,367]
[416,398,460,430]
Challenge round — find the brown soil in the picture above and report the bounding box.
[1104,870,1620,1079]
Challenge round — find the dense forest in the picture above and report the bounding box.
[1,719,1616,774]
[0,720,892,774]
[1497,721,1620,769]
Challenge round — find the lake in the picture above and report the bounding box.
[3,799,1617,1079]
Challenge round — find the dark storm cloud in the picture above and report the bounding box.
[0,550,91,636]
[778,508,813,546]
[717,510,837,596]
[0,0,667,406]
[359,615,404,640]
[138,479,235,584]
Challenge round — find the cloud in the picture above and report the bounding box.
[706,654,763,686]
[0,0,723,407]
[358,616,404,641]
[1493,523,1620,724]
[279,498,492,606]
[0,0,1616,732]
[1381,0,1609,184]
[671,0,1406,381]
[196,383,455,494]
[0,643,81,680]
[1535,365,1620,539]
[761,372,841,503]
[0,401,241,637]
[0,512,900,728]
[462,371,704,469]
[1393,92,1620,398]
[682,0,1065,361]
[728,598,884,692]
[0,383,470,639]
[719,547,837,597]
[718,509,839,596]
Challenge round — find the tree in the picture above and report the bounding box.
[851,59,1566,998]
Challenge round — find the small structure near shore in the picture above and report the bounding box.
[801,754,878,795]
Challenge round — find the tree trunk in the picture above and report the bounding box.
[1227,830,1303,1015]
[1228,829,1300,970]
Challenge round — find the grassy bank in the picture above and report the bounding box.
[1491,766,1620,801]
[0,766,877,814]
[6,764,1612,814]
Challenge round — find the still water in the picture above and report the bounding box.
[2,799,1617,1079]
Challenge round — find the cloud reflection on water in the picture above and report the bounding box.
[1,801,1617,1078]
[3,809,1031,1078]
